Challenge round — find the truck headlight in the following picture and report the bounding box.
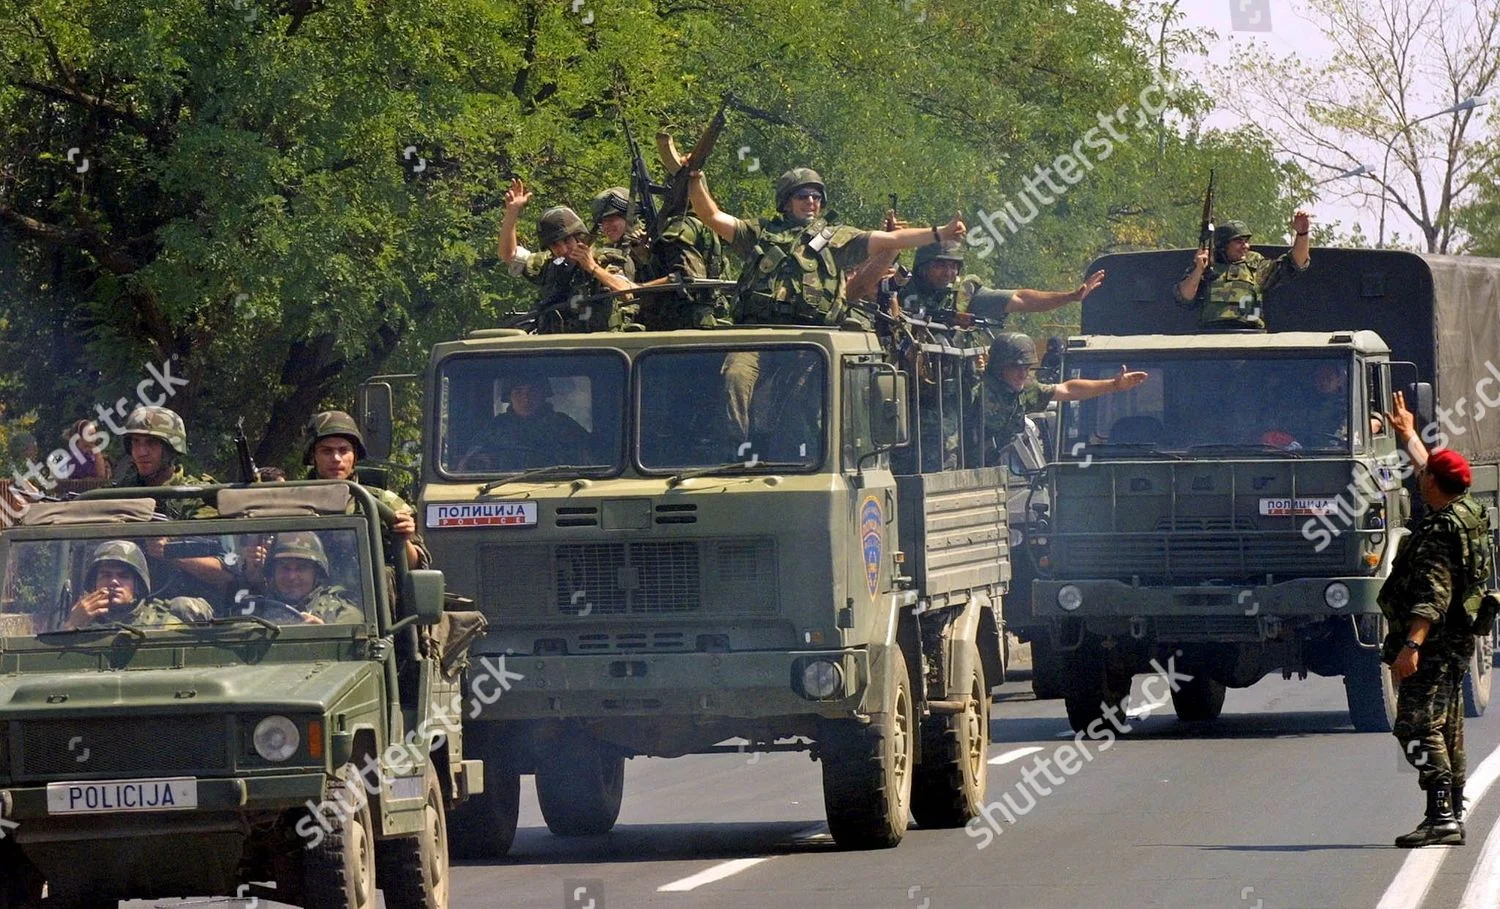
[1324,582,1350,611]
[253,716,301,762]
[800,660,843,699]
[1057,584,1083,612]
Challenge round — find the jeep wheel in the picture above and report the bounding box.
[1464,619,1497,717]
[820,646,915,849]
[1170,674,1226,722]
[303,768,378,909]
[0,846,43,909]
[911,647,988,828]
[447,735,520,860]
[1345,638,1397,733]
[1061,643,1131,734]
[377,767,449,909]
[535,729,625,837]
[1029,636,1065,700]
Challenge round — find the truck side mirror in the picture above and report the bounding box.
[401,569,445,626]
[1411,381,1434,424]
[357,382,394,461]
[872,371,910,448]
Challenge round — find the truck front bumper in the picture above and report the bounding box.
[0,771,328,829]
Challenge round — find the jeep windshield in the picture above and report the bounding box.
[1059,354,1358,458]
[636,347,826,471]
[0,527,373,638]
[437,350,626,477]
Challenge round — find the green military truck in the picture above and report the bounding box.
[1030,249,1500,733]
[361,325,1010,852]
[0,481,482,909]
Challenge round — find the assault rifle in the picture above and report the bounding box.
[1198,168,1217,279]
[623,118,662,233]
[653,96,730,237]
[234,418,259,484]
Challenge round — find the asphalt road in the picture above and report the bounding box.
[446,670,1500,909]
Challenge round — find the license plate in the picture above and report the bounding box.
[1258,497,1338,517]
[425,502,537,528]
[46,777,197,814]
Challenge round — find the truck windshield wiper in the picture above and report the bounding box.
[1076,442,1183,460]
[42,622,148,641]
[1184,443,1304,458]
[667,460,809,485]
[478,465,605,494]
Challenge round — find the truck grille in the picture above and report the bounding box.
[15,715,229,780]
[1052,532,1348,581]
[480,538,778,616]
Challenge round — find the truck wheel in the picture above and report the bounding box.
[535,730,625,837]
[1464,619,1497,717]
[0,846,43,909]
[447,741,520,860]
[1029,636,1065,700]
[302,769,378,909]
[1170,674,1226,722]
[820,647,915,849]
[911,648,989,828]
[376,767,449,909]
[1061,644,1130,734]
[1344,642,1397,733]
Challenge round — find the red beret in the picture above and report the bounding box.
[1427,448,1472,488]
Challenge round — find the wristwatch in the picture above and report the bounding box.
[1404,639,1422,651]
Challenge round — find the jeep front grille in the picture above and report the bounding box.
[15,715,230,780]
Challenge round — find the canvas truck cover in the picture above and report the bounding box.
[1079,248,1500,462]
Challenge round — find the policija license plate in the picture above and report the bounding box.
[46,777,197,814]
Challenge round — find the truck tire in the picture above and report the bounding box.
[1061,643,1130,734]
[1170,674,1226,722]
[820,647,915,849]
[376,767,449,909]
[303,769,378,909]
[1464,618,1497,718]
[1345,643,1397,733]
[0,846,43,909]
[911,648,988,828]
[1029,636,1065,700]
[447,740,520,860]
[535,730,625,837]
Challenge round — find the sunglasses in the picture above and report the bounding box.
[791,190,824,203]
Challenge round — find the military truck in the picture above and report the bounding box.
[0,481,483,909]
[1030,249,1500,733]
[361,325,1010,852]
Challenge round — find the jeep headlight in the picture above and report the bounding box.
[1324,582,1350,611]
[253,716,301,762]
[801,660,843,699]
[1057,584,1084,612]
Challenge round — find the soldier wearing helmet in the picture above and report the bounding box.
[60,540,212,630]
[303,411,429,569]
[496,178,638,333]
[899,241,1108,328]
[112,406,216,510]
[263,532,362,625]
[982,333,1147,454]
[590,186,655,276]
[1174,211,1313,329]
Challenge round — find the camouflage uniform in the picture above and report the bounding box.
[1380,494,1492,792]
[303,412,431,569]
[521,206,634,334]
[66,541,213,630]
[983,373,1054,450]
[111,407,217,520]
[267,532,363,624]
[646,215,731,330]
[1175,221,1307,330]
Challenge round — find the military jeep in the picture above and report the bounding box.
[0,481,483,909]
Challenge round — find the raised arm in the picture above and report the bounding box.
[1290,210,1311,270]
[1010,269,1106,314]
[867,213,966,256]
[1387,389,1429,470]
[1052,365,1147,402]
[688,171,739,242]
[498,177,531,263]
[1176,248,1210,302]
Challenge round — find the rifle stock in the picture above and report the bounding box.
[655,97,729,236]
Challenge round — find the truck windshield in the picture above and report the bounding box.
[1060,355,1356,457]
[637,347,826,470]
[438,352,626,476]
[0,528,370,637]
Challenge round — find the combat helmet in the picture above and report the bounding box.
[590,187,632,227]
[537,206,589,247]
[775,168,826,211]
[302,411,367,465]
[269,531,330,580]
[1214,220,1253,248]
[914,241,965,272]
[86,540,151,594]
[989,332,1039,367]
[122,406,187,457]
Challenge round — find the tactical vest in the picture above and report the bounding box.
[734,217,849,326]
[1200,255,1266,327]
[1380,494,1494,627]
[899,277,971,317]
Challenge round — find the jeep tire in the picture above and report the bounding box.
[377,766,449,909]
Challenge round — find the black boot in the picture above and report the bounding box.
[1395,787,1464,848]
[1454,783,1466,842]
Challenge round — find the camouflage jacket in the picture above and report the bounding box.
[729,215,871,327]
[898,275,1015,327]
[1175,250,1306,329]
[73,595,213,630]
[288,584,363,625]
[1379,494,1493,661]
[982,373,1055,445]
[641,215,732,330]
[112,463,218,519]
[358,484,431,569]
[520,247,635,333]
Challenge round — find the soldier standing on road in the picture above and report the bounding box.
[59,541,212,630]
[303,411,430,570]
[899,243,1106,328]
[1174,213,1312,329]
[497,178,637,333]
[1380,448,1492,847]
[982,333,1147,457]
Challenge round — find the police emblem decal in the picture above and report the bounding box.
[861,496,883,600]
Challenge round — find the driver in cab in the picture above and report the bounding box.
[461,371,593,470]
[60,541,213,631]
[243,532,362,625]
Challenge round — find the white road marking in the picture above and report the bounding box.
[658,858,772,892]
[990,746,1045,765]
[1457,808,1500,909]
[1375,741,1500,909]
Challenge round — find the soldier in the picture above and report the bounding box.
[303,411,430,569]
[111,406,216,518]
[982,333,1147,456]
[591,187,655,277]
[461,373,593,471]
[591,185,730,330]
[497,178,636,333]
[60,541,212,630]
[1381,448,1492,847]
[264,532,363,625]
[1174,213,1312,329]
[899,242,1107,328]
